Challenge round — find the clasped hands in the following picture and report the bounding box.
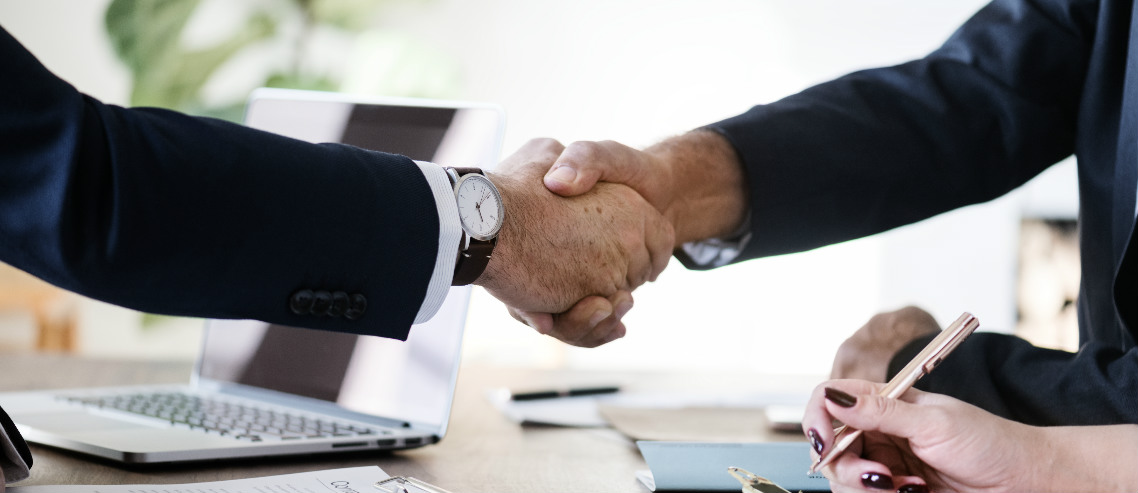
[474,132,747,347]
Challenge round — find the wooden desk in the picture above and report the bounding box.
[0,353,811,492]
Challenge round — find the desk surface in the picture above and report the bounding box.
[0,353,812,492]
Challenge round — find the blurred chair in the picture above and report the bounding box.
[0,263,78,352]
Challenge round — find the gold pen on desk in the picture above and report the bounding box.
[809,312,980,474]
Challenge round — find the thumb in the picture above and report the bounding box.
[544,140,648,198]
[826,388,932,441]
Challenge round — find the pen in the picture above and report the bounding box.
[509,386,620,401]
[809,312,980,474]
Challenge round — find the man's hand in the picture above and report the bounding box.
[542,131,747,244]
[476,139,675,346]
[520,131,747,346]
[830,306,941,382]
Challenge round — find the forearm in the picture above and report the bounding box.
[1031,425,1138,493]
[0,26,439,338]
[890,333,1138,426]
[643,130,748,245]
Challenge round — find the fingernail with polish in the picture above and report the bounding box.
[546,166,577,185]
[824,387,857,408]
[897,484,930,493]
[807,428,824,455]
[588,309,612,328]
[614,301,634,320]
[860,472,893,490]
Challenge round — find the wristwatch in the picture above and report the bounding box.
[447,167,504,285]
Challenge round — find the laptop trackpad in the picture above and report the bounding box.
[20,411,237,453]
[19,411,150,432]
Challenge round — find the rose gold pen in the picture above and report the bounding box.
[809,312,981,474]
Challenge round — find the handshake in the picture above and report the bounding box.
[471,132,747,348]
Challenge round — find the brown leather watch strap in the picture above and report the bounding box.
[450,166,483,178]
[453,238,496,285]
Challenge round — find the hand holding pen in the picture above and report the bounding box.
[810,313,980,474]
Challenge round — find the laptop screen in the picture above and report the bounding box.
[197,90,504,430]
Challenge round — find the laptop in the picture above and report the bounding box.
[0,89,506,463]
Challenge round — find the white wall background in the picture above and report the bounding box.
[0,0,1078,374]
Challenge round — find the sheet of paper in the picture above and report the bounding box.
[599,405,804,442]
[486,386,813,428]
[9,465,389,493]
[636,441,829,492]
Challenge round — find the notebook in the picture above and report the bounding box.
[0,89,506,463]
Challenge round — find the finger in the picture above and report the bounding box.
[566,292,632,347]
[892,476,929,493]
[507,306,554,335]
[544,295,615,345]
[499,138,565,174]
[544,140,646,197]
[643,207,675,282]
[824,385,935,442]
[802,380,884,460]
[825,451,895,492]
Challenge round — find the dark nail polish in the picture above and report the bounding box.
[860,472,893,490]
[897,484,930,493]
[824,387,858,408]
[807,428,824,454]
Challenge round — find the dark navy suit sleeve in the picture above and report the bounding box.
[0,25,437,341]
[709,0,1093,259]
[889,332,1138,426]
[709,0,1138,425]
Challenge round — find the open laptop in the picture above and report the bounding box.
[0,89,506,464]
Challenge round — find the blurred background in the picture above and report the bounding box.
[0,0,1079,376]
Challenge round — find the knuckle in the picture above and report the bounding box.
[565,140,602,162]
[530,137,563,151]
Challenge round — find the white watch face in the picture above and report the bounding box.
[455,174,504,240]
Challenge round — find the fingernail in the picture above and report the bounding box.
[860,472,893,490]
[897,484,930,493]
[614,301,633,320]
[531,321,550,335]
[824,387,857,408]
[588,308,612,328]
[546,166,577,184]
[807,428,824,455]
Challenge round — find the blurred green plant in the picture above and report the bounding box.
[105,0,458,121]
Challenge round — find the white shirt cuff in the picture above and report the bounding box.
[0,425,29,483]
[678,211,753,268]
[413,161,462,324]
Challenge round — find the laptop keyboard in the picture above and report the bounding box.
[63,392,383,442]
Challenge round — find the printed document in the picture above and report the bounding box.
[8,465,387,493]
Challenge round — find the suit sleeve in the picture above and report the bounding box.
[0,25,438,341]
[707,0,1094,258]
[889,332,1138,426]
[706,0,1138,424]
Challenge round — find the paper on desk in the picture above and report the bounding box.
[599,405,804,442]
[486,388,609,426]
[8,465,388,493]
[486,386,811,428]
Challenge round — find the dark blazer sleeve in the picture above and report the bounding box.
[889,331,1138,426]
[707,0,1093,258]
[0,25,438,341]
[707,0,1138,425]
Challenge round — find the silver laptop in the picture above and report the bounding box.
[0,89,506,463]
